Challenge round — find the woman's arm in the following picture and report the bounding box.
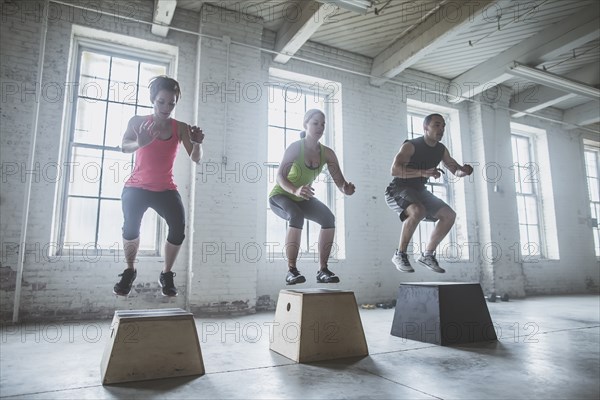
[325,146,355,195]
[180,122,203,163]
[121,116,158,153]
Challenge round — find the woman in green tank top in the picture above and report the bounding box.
[269,109,355,285]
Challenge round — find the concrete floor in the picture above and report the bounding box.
[1,294,599,399]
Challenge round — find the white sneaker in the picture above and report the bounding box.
[392,251,414,273]
[417,253,446,273]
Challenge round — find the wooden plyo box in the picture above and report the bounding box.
[101,308,205,384]
[270,289,369,363]
[391,282,497,346]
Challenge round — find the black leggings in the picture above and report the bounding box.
[121,187,186,245]
[269,194,335,229]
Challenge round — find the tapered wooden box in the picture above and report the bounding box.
[101,308,204,384]
[391,282,497,345]
[270,289,368,363]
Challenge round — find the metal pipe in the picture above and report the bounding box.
[13,0,51,323]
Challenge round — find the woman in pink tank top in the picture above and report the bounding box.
[113,76,204,298]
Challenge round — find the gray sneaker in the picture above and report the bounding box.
[392,251,414,273]
[417,253,446,273]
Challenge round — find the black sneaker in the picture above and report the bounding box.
[159,271,178,297]
[113,269,137,296]
[286,268,306,285]
[316,267,340,283]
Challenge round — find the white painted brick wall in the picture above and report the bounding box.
[1,0,598,322]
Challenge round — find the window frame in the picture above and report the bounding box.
[584,143,600,257]
[510,130,544,259]
[52,35,176,257]
[266,75,339,257]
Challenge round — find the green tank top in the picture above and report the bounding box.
[269,139,326,202]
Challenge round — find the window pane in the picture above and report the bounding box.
[64,197,97,244]
[588,178,599,202]
[524,196,539,225]
[69,147,101,197]
[526,226,540,255]
[519,225,528,248]
[511,137,519,162]
[517,137,530,163]
[109,57,139,103]
[286,128,302,145]
[97,199,122,248]
[521,163,535,194]
[307,219,320,254]
[515,165,525,193]
[268,87,285,128]
[73,99,106,145]
[101,150,132,198]
[585,151,598,178]
[285,94,305,129]
[106,103,136,148]
[268,126,285,164]
[306,92,324,110]
[516,195,527,223]
[139,209,159,251]
[79,52,109,101]
[266,208,286,251]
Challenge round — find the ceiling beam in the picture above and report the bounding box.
[511,63,600,117]
[511,90,576,118]
[151,0,177,38]
[563,101,600,127]
[273,1,325,64]
[370,0,498,87]
[315,0,371,14]
[449,3,600,103]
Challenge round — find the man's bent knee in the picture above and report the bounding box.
[436,207,456,222]
[406,203,427,220]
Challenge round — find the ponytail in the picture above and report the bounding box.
[300,131,306,139]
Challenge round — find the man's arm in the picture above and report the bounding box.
[442,148,473,177]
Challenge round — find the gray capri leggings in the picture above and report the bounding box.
[122,187,186,245]
[269,194,335,229]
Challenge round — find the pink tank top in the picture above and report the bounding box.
[125,118,179,191]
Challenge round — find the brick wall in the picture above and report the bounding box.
[1,0,598,323]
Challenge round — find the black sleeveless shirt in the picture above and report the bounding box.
[392,136,446,189]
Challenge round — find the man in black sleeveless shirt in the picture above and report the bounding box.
[385,114,473,273]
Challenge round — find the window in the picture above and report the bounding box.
[584,145,600,257]
[266,78,337,256]
[511,133,542,257]
[406,109,455,256]
[58,48,168,255]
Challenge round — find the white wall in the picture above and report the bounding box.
[1,0,598,322]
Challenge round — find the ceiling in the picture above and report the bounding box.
[164,0,599,131]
